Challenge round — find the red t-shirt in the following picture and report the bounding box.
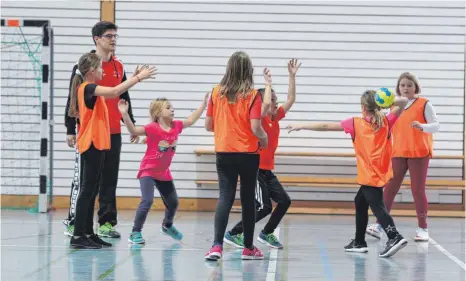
[259,106,286,170]
[137,120,183,181]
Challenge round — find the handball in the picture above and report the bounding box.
[375,87,395,108]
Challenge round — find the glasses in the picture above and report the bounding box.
[101,34,119,40]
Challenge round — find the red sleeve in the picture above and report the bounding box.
[249,94,262,119]
[340,117,355,139]
[386,112,398,130]
[206,95,213,117]
[173,120,183,134]
[275,106,286,122]
[144,123,157,137]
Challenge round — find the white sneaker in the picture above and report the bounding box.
[366,223,383,239]
[415,228,429,242]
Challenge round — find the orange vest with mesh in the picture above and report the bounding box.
[76,82,111,154]
[353,117,393,188]
[392,97,433,158]
[211,85,260,153]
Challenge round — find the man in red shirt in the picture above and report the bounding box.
[63,21,137,239]
[223,59,300,249]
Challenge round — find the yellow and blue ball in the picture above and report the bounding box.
[375,87,395,108]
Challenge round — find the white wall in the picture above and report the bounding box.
[109,1,465,204]
[2,1,464,205]
[1,1,100,195]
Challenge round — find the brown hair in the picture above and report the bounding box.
[149,98,170,122]
[68,53,101,118]
[361,90,385,132]
[396,72,421,96]
[219,51,254,102]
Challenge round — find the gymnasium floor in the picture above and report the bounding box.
[1,209,464,281]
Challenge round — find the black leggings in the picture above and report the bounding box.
[355,185,400,242]
[73,144,106,237]
[214,153,259,249]
[230,169,291,235]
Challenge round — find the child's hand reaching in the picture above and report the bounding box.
[288,58,302,77]
[118,99,129,114]
[263,68,272,84]
[286,124,302,133]
[133,64,158,81]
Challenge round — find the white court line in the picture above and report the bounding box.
[266,227,280,281]
[429,237,465,270]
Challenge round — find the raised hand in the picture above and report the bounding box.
[263,67,272,84]
[136,65,158,81]
[288,58,302,76]
[118,99,129,114]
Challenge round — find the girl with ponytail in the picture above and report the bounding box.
[286,90,410,258]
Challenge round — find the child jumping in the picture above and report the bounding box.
[287,90,409,258]
[223,58,301,250]
[119,94,209,244]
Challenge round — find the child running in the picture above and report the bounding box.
[119,94,209,244]
[287,90,409,258]
[68,53,156,249]
[367,72,440,242]
[223,58,301,250]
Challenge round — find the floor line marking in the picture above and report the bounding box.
[266,227,280,281]
[429,237,465,270]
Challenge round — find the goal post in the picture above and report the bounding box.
[1,18,54,213]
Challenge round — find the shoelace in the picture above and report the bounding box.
[266,233,279,243]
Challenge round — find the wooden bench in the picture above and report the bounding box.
[194,149,465,160]
[194,148,465,217]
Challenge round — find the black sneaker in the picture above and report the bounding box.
[89,234,112,247]
[70,236,102,249]
[344,239,368,253]
[379,234,407,258]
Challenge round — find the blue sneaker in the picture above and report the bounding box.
[161,225,183,241]
[257,231,283,249]
[223,231,244,248]
[128,231,145,244]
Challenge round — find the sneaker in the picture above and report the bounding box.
[98,222,121,238]
[205,244,223,261]
[70,236,102,249]
[89,234,112,247]
[128,231,146,244]
[64,224,74,237]
[344,239,368,253]
[161,225,183,241]
[379,234,408,258]
[257,231,283,249]
[241,246,264,260]
[366,223,383,239]
[223,231,244,248]
[415,228,429,242]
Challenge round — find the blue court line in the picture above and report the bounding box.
[318,241,334,281]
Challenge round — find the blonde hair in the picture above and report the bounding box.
[219,51,254,102]
[361,90,385,132]
[396,72,421,96]
[149,98,170,122]
[68,53,101,118]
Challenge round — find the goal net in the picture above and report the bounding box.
[1,19,53,213]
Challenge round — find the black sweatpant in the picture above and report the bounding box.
[97,133,122,227]
[214,153,259,249]
[66,134,121,227]
[355,185,400,242]
[230,169,291,236]
[73,144,106,237]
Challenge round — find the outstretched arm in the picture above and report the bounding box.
[287,122,343,133]
[281,58,301,113]
[183,93,208,129]
[118,100,145,136]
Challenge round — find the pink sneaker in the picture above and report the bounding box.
[205,245,223,260]
[241,246,264,260]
